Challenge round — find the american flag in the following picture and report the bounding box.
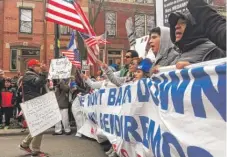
[46,0,109,65]
[72,1,99,65]
[84,32,111,47]
[62,32,81,68]
[46,0,86,33]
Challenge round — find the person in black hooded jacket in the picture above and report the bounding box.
[168,11,225,67]
[187,0,226,51]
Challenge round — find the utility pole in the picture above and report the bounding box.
[54,24,60,58]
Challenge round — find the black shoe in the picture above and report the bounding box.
[65,131,71,135]
[52,132,63,135]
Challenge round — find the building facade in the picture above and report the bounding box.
[0,0,88,77]
[91,0,155,65]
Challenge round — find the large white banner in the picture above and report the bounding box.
[20,92,62,137]
[48,58,72,79]
[76,62,226,157]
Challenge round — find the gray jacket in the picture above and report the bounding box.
[170,40,224,65]
[105,67,132,87]
[155,47,179,67]
[55,81,70,109]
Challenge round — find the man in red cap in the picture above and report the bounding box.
[19,59,49,157]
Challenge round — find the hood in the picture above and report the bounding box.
[168,11,208,51]
[158,26,174,55]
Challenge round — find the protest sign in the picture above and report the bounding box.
[20,92,62,137]
[76,60,226,157]
[82,60,89,71]
[163,0,188,26]
[48,58,72,79]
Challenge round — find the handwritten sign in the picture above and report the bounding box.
[48,58,72,79]
[82,60,89,71]
[20,92,62,137]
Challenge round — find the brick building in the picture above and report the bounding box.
[0,0,89,77]
[91,0,155,65]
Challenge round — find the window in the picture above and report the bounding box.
[135,14,145,38]
[146,15,155,34]
[105,12,117,37]
[60,26,73,35]
[10,49,18,70]
[135,14,155,38]
[19,8,32,34]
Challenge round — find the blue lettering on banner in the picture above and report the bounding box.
[191,66,226,121]
[135,65,226,121]
[108,88,117,106]
[137,79,150,102]
[115,87,123,106]
[79,96,85,107]
[107,86,132,106]
[99,114,213,157]
[159,70,190,113]
[187,146,213,157]
[114,115,123,138]
[122,85,132,104]
[148,77,160,106]
[99,89,106,105]
[124,116,142,142]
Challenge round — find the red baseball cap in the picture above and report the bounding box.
[27,59,40,67]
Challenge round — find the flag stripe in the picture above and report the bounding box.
[46,0,86,33]
[46,8,82,27]
[47,2,80,20]
[73,2,96,36]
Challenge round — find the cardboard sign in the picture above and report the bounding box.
[49,58,72,79]
[20,92,62,137]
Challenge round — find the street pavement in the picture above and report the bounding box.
[0,134,107,157]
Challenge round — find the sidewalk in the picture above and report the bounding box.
[0,127,77,136]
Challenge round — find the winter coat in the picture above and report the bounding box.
[22,69,47,101]
[187,0,226,50]
[105,67,133,87]
[0,78,4,104]
[1,87,16,108]
[85,78,116,89]
[55,81,70,109]
[168,11,225,65]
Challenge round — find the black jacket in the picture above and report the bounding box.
[168,11,225,64]
[187,0,226,50]
[22,69,47,101]
[0,78,4,104]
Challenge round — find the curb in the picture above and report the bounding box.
[0,127,77,137]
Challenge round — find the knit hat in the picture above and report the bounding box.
[137,58,153,73]
[0,69,4,75]
[27,59,40,67]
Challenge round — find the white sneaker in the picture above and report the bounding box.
[105,147,113,155]
[75,133,82,137]
[108,151,118,157]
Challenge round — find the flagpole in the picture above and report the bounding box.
[54,24,60,58]
[103,31,107,63]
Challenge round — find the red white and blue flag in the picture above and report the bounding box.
[62,31,81,68]
[46,0,110,65]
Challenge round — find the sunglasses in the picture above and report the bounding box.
[125,55,131,59]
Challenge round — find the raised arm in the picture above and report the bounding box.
[187,0,226,50]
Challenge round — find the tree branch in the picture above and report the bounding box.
[91,0,105,26]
